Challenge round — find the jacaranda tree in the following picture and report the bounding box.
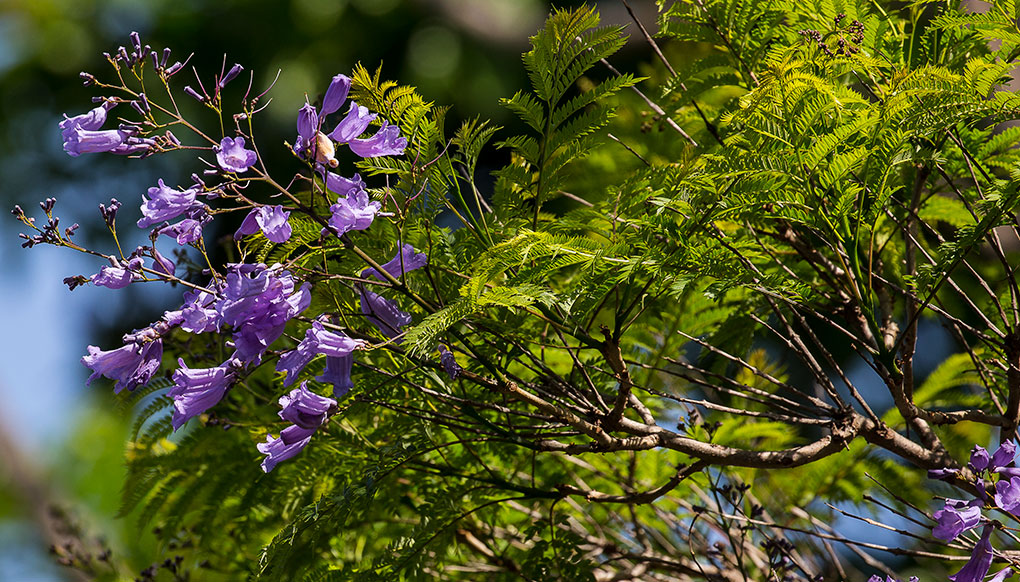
[15,1,1020,580]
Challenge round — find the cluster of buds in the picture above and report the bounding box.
[797,14,865,58]
[13,199,78,249]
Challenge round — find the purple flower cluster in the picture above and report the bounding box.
[53,36,423,473]
[83,263,311,431]
[258,383,336,472]
[927,442,1019,582]
[276,320,365,398]
[293,74,407,165]
[60,101,156,157]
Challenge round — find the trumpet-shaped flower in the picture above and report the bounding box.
[216,136,257,173]
[362,244,427,281]
[137,179,201,228]
[82,340,162,393]
[234,205,292,243]
[278,382,336,429]
[169,358,238,430]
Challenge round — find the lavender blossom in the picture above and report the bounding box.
[169,358,238,430]
[326,187,381,236]
[276,321,364,386]
[234,205,292,243]
[158,215,207,245]
[932,499,982,541]
[328,102,377,144]
[294,103,319,157]
[64,127,132,157]
[360,288,412,339]
[137,179,201,228]
[994,476,1020,513]
[362,244,427,281]
[216,136,257,173]
[258,383,335,472]
[949,525,994,582]
[216,264,311,363]
[59,102,116,144]
[970,446,991,471]
[324,172,366,197]
[440,345,461,380]
[219,63,244,89]
[257,424,315,473]
[321,74,351,116]
[91,256,143,289]
[992,440,1017,469]
[278,382,336,429]
[179,288,221,334]
[150,246,176,278]
[82,340,162,393]
[349,120,407,158]
[316,354,354,399]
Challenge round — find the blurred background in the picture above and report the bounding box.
[0,0,658,579]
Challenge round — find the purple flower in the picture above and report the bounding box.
[258,382,336,472]
[294,102,319,157]
[60,102,116,142]
[928,468,960,481]
[362,244,427,281]
[321,74,351,116]
[868,577,919,582]
[295,73,405,164]
[219,63,244,89]
[324,172,366,198]
[168,358,237,430]
[257,424,315,473]
[995,476,1020,512]
[82,340,162,393]
[216,136,257,173]
[971,445,991,471]
[64,128,132,157]
[59,102,144,157]
[150,247,175,278]
[360,288,412,339]
[328,102,377,144]
[137,179,201,228]
[216,264,311,363]
[234,205,292,243]
[326,187,381,235]
[933,499,982,541]
[276,321,364,386]
[316,355,354,399]
[158,216,207,245]
[950,525,994,582]
[91,256,143,289]
[349,120,407,158]
[278,382,336,429]
[179,289,220,334]
[992,440,1017,469]
[440,345,461,380]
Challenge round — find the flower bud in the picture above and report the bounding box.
[321,74,350,116]
[219,63,243,89]
[184,85,206,102]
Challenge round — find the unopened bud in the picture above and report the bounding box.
[184,85,205,102]
[79,72,95,86]
[219,63,243,89]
